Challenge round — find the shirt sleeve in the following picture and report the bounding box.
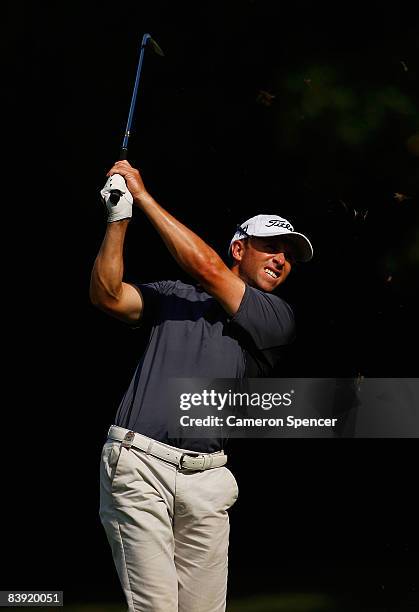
[128,280,175,325]
[231,285,295,350]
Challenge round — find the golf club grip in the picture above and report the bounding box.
[119,148,128,160]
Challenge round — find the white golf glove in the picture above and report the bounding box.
[100,173,133,223]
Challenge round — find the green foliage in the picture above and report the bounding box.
[277,64,418,150]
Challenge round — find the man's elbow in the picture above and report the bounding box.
[89,292,124,320]
[90,291,112,312]
[89,283,121,310]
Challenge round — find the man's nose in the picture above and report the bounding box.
[273,252,286,266]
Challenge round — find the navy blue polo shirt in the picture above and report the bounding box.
[114,280,295,452]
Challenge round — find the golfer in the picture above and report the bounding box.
[90,160,313,612]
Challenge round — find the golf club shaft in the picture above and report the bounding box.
[119,33,151,159]
[107,33,163,206]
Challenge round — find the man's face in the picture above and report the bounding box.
[232,236,296,291]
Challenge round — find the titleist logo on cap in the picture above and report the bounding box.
[264,219,294,231]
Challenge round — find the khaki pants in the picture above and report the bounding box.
[99,436,239,612]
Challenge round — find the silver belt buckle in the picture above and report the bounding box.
[122,430,135,449]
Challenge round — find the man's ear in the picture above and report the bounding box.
[231,239,246,263]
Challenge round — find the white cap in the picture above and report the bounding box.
[229,214,313,262]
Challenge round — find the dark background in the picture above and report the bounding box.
[5,0,419,609]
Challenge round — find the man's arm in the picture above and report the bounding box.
[89,219,144,323]
[107,160,245,316]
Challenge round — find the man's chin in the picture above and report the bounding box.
[250,276,281,292]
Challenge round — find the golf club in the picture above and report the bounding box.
[108,33,164,206]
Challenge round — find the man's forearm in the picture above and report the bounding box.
[90,220,130,303]
[135,192,224,282]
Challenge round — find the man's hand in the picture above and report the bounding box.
[107,160,148,202]
[101,173,133,223]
